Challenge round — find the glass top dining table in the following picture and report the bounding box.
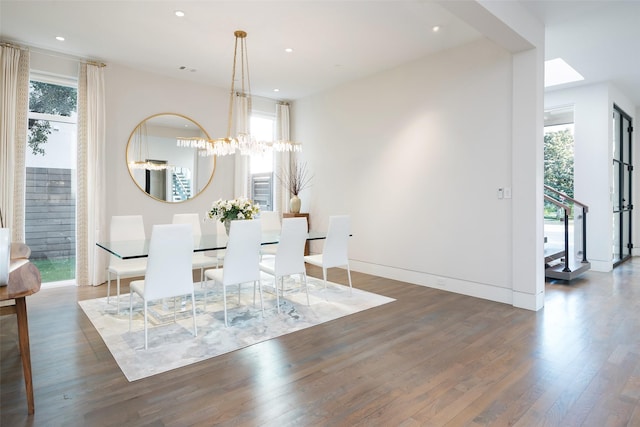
[96,230,328,259]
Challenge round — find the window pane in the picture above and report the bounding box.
[250,116,274,174]
[250,115,275,209]
[26,81,77,284]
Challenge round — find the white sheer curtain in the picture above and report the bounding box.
[275,102,292,214]
[76,63,106,286]
[0,44,29,241]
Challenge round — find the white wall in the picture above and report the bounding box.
[104,64,237,237]
[545,83,637,271]
[294,38,522,304]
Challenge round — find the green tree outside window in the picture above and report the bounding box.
[28,81,77,155]
[544,128,574,198]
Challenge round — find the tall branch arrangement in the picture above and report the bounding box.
[278,161,313,196]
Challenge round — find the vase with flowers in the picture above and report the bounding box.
[207,197,260,235]
[278,161,313,214]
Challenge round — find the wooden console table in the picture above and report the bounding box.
[0,244,42,415]
[283,212,310,255]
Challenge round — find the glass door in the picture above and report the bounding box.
[613,105,633,266]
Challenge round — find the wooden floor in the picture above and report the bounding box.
[2,261,640,426]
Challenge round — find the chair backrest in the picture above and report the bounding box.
[322,215,350,268]
[260,211,281,232]
[223,219,262,286]
[0,228,10,286]
[274,217,308,276]
[144,223,194,300]
[215,220,226,235]
[172,213,202,236]
[109,215,146,266]
[110,215,146,241]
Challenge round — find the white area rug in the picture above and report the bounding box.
[79,275,394,381]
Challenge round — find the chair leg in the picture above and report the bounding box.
[191,292,198,337]
[346,263,353,294]
[255,280,264,317]
[203,279,208,311]
[116,275,121,313]
[107,271,112,303]
[129,292,133,331]
[275,276,281,313]
[322,268,328,291]
[302,273,310,306]
[223,283,228,327]
[143,300,148,350]
[253,281,257,307]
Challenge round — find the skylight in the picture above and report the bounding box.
[544,58,584,87]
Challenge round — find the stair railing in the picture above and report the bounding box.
[172,172,189,201]
[544,185,589,272]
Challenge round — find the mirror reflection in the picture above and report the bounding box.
[126,113,215,202]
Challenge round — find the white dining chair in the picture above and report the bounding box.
[304,215,352,294]
[259,217,310,312]
[128,223,197,350]
[107,215,147,312]
[259,210,281,260]
[172,213,221,285]
[203,219,263,327]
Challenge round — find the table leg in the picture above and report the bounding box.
[15,297,34,415]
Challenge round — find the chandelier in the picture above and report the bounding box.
[177,30,301,156]
[128,121,170,170]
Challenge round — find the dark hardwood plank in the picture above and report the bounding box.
[3,261,640,426]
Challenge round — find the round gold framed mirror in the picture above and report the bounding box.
[126,113,215,203]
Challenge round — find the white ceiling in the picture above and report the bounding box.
[1,0,639,105]
[521,0,640,107]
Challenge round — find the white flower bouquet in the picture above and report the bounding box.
[207,197,260,224]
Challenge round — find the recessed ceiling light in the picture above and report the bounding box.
[175,10,185,17]
[545,58,584,87]
[273,88,280,92]
[56,36,65,41]
[285,48,293,53]
[432,26,440,33]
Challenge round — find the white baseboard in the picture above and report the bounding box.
[512,290,545,311]
[589,259,613,272]
[349,260,542,311]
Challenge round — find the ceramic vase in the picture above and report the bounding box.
[290,195,301,214]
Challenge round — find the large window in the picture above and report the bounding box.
[25,77,78,284]
[250,114,275,210]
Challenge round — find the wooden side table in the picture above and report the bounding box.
[0,244,42,415]
[283,212,310,255]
